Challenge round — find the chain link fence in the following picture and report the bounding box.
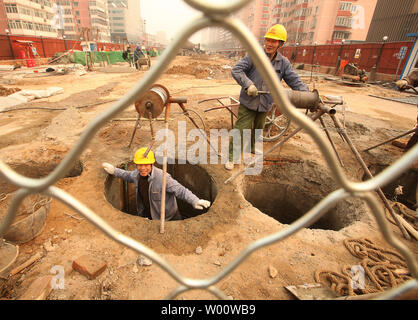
[0,0,417,299]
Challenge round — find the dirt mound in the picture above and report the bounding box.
[165,62,233,79]
[0,85,21,96]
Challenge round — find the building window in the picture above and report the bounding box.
[333,31,350,39]
[5,4,18,13]
[339,2,352,11]
[336,16,352,27]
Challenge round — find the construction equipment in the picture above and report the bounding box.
[342,63,368,83]
[200,90,322,142]
[128,84,212,234]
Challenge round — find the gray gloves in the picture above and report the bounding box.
[247,84,258,97]
[396,79,408,90]
[194,199,211,210]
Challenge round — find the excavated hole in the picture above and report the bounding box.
[0,160,83,195]
[365,164,418,210]
[104,161,217,219]
[244,163,367,231]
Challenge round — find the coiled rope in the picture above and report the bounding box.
[315,238,412,296]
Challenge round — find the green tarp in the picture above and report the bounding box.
[72,50,125,66]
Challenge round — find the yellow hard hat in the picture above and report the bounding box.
[134,147,155,165]
[264,24,287,42]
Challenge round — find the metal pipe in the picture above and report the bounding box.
[160,104,171,234]
[259,90,321,109]
[124,163,129,213]
[329,114,410,240]
[362,128,417,152]
[319,116,344,167]
[128,114,141,148]
[6,32,15,60]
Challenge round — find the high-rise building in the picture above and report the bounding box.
[366,0,418,42]
[107,0,142,45]
[202,0,378,50]
[271,0,377,45]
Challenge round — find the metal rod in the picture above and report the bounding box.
[119,178,125,212]
[319,116,344,167]
[160,104,171,234]
[362,128,417,152]
[128,114,141,148]
[329,114,410,240]
[124,163,129,213]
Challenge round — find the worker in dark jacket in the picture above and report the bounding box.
[225,24,309,170]
[103,147,211,220]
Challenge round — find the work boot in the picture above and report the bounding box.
[224,161,234,171]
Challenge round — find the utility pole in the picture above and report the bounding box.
[334,39,345,75]
[5,28,15,60]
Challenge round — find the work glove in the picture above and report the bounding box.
[194,199,211,210]
[102,162,115,175]
[396,79,408,90]
[246,84,258,97]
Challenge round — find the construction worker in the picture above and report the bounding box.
[396,69,418,91]
[225,24,309,170]
[102,148,211,221]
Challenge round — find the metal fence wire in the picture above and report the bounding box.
[0,0,417,300]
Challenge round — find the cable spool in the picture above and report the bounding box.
[135,84,170,118]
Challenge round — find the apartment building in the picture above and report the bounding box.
[367,0,418,42]
[202,0,378,50]
[1,0,58,37]
[87,0,111,42]
[272,0,377,45]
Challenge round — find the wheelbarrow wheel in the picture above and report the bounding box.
[263,105,290,142]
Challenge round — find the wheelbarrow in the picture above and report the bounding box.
[135,55,151,70]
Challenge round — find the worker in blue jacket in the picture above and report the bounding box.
[225,24,309,170]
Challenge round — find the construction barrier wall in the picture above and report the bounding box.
[0,34,414,77]
[281,41,414,76]
[0,34,125,62]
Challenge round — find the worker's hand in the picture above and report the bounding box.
[102,162,115,175]
[247,84,258,97]
[396,79,408,89]
[194,199,211,210]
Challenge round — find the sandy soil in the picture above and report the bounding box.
[0,55,417,300]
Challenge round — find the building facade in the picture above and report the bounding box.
[1,0,58,37]
[272,0,377,45]
[202,0,378,50]
[107,0,142,45]
[366,0,418,42]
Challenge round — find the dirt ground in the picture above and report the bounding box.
[0,54,417,300]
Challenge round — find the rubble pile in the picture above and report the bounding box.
[0,85,21,96]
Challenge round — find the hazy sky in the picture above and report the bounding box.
[140,1,202,42]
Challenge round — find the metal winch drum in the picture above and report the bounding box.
[135,84,170,118]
